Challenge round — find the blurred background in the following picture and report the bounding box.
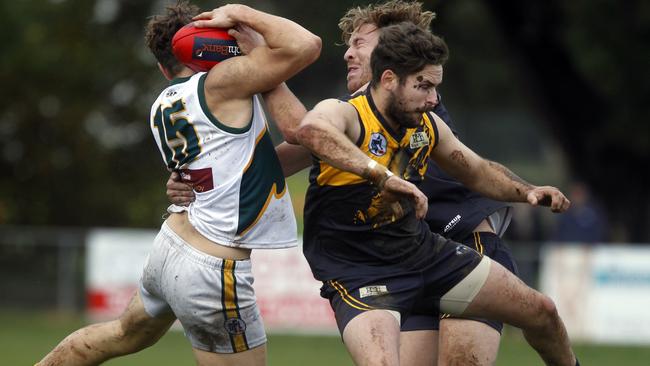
[0,0,648,364]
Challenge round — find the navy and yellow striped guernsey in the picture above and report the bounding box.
[303,89,440,281]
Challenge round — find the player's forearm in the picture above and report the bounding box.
[297,116,390,185]
[275,142,312,177]
[466,159,536,202]
[263,83,306,144]
[231,5,321,65]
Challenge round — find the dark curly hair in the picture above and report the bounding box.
[144,1,199,75]
[370,22,448,84]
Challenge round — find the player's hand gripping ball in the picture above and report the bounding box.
[172,23,242,72]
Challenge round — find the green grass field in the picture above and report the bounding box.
[5,310,650,365]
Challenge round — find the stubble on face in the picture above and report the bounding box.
[386,87,422,129]
[345,24,379,93]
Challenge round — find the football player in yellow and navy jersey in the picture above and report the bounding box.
[297,22,579,366]
[303,88,440,272]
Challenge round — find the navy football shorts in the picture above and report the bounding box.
[320,232,484,334]
[401,231,519,333]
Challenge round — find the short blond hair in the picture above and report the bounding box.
[338,0,435,44]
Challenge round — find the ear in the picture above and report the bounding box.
[158,62,173,81]
[379,69,398,91]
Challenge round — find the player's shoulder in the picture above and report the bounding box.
[337,89,364,102]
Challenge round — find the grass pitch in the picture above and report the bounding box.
[6,310,650,365]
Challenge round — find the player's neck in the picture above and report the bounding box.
[369,86,400,132]
[172,67,195,79]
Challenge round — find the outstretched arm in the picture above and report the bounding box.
[430,113,570,212]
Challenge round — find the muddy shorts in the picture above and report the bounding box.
[139,222,265,353]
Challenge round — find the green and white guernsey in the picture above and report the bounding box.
[149,72,297,249]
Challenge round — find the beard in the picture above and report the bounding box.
[386,90,421,128]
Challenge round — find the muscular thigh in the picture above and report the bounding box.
[438,232,518,333]
[114,291,176,350]
[462,259,544,329]
[400,330,438,366]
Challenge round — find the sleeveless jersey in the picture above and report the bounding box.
[420,100,511,242]
[149,73,297,249]
[303,89,439,280]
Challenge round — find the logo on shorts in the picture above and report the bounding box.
[455,245,471,255]
[359,285,388,298]
[368,133,387,156]
[444,214,461,233]
[224,318,247,335]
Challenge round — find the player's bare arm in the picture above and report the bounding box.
[431,113,570,212]
[297,99,427,218]
[231,24,305,144]
[262,83,307,144]
[275,142,312,177]
[297,99,367,176]
[195,5,321,101]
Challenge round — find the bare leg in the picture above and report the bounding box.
[37,291,176,366]
[400,330,438,366]
[192,343,266,366]
[437,319,500,366]
[342,310,401,366]
[463,260,576,366]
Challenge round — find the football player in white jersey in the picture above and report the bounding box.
[36,2,320,366]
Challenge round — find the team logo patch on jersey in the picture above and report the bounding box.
[359,285,389,298]
[409,131,430,149]
[369,133,388,156]
[224,317,247,335]
[180,167,214,193]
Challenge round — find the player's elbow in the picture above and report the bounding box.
[296,118,320,149]
[289,34,322,67]
[280,126,300,145]
[304,35,322,63]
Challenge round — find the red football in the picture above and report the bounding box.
[172,24,241,72]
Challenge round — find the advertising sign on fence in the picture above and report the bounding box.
[541,244,650,344]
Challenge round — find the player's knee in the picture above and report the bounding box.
[539,294,558,317]
[531,293,560,329]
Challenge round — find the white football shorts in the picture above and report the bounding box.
[139,222,265,353]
